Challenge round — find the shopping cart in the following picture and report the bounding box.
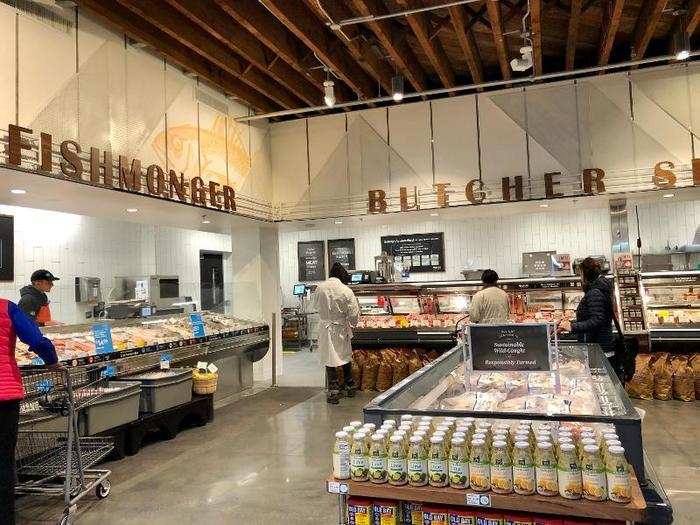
[16,367,114,525]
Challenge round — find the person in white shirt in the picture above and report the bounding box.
[468,269,510,324]
[312,263,361,404]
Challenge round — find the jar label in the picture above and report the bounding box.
[582,470,607,500]
[536,466,558,495]
[387,458,407,484]
[491,464,513,492]
[557,468,582,499]
[333,452,349,479]
[469,462,490,491]
[513,465,535,494]
[607,472,631,502]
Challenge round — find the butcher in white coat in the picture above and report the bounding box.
[312,263,360,404]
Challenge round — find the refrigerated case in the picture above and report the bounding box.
[362,341,670,522]
[640,270,700,346]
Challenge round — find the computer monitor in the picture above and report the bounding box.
[293,284,306,296]
[350,272,364,283]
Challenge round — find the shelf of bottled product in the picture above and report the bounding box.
[325,475,646,522]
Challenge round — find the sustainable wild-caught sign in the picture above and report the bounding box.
[469,323,552,372]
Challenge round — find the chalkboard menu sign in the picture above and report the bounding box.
[298,241,326,281]
[0,215,13,281]
[469,323,552,372]
[328,238,355,271]
[380,232,445,272]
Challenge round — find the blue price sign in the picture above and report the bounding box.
[37,379,53,393]
[30,357,44,366]
[92,323,114,355]
[189,313,206,338]
[101,365,117,378]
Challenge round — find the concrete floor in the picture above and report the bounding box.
[15,389,700,524]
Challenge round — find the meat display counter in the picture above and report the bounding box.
[350,277,585,349]
[362,342,671,523]
[18,311,270,400]
[640,270,700,349]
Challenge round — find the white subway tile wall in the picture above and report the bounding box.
[278,199,700,306]
[0,205,232,324]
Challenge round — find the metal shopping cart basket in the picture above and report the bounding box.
[16,367,114,525]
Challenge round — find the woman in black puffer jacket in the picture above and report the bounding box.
[558,257,615,355]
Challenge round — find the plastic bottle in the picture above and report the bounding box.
[512,440,536,495]
[369,433,388,484]
[535,441,558,496]
[557,443,582,500]
[448,437,469,489]
[468,438,490,492]
[490,440,513,494]
[407,435,428,487]
[581,444,607,501]
[606,446,632,503]
[332,431,351,480]
[428,436,449,487]
[350,420,363,430]
[387,435,408,486]
[350,432,369,482]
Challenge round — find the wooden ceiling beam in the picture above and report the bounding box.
[632,0,669,60]
[259,0,377,100]
[76,0,279,113]
[531,0,543,75]
[115,0,303,110]
[214,0,354,104]
[351,0,429,92]
[565,0,583,70]
[165,0,321,107]
[309,0,393,94]
[396,0,456,90]
[485,0,512,80]
[597,0,626,65]
[688,0,700,35]
[448,5,484,83]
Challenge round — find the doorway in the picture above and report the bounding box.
[200,251,225,312]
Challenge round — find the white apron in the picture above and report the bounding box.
[311,278,360,367]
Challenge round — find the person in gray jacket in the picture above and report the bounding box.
[468,270,510,323]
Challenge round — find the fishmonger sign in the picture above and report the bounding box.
[468,323,553,372]
[5,124,237,213]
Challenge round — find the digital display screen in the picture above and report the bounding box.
[351,272,364,283]
[293,284,306,296]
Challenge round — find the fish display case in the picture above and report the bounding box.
[18,311,269,401]
[350,277,588,349]
[640,270,700,348]
[362,341,670,521]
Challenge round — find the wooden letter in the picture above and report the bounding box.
[400,187,419,211]
[368,190,387,214]
[208,181,222,208]
[60,140,83,179]
[652,161,676,189]
[169,170,186,201]
[544,172,564,198]
[693,158,700,186]
[118,156,142,192]
[501,176,523,201]
[582,168,606,194]
[146,164,165,195]
[90,147,114,186]
[434,183,450,208]
[223,185,236,211]
[465,179,485,204]
[191,177,206,205]
[8,124,32,166]
[40,132,53,172]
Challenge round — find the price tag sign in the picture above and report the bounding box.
[327,481,348,494]
[160,353,173,370]
[197,361,208,371]
[207,363,218,374]
[189,313,206,338]
[92,323,114,355]
[465,493,491,507]
[100,364,117,378]
[30,357,44,365]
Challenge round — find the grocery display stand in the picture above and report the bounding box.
[325,476,646,524]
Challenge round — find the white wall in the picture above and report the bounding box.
[0,205,232,325]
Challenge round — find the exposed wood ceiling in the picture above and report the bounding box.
[76,0,699,117]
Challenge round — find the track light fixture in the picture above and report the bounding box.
[510,46,533,72]
[323,80,336,107]
[391,75,404,102]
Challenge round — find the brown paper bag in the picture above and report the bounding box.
[671,355,696,402]
[392,353,410,386]
[690,354,700,398]
[376,353,393,391]
[361,353,380,391]
[651,352,672,400]
[626,353,654,400]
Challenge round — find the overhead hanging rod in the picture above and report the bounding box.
[235,52,699,122]
[326,0,480,29]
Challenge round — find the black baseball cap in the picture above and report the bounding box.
[31,270,60,282]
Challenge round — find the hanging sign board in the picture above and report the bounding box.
[468,323,553,372]
[298,241,326,281]
[380,232,445,272]
[327,238,355,271]
[92,323,114,355]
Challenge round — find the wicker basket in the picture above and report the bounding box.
[192,370,218,395]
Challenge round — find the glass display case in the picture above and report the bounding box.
[364,343,644,480]
[640,270,700,342]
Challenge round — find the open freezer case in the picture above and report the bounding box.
[362,341,671,522]
[640,270,700,348]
